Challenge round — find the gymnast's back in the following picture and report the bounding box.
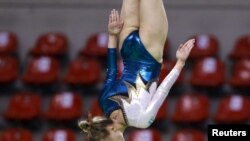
[99,30,162,117]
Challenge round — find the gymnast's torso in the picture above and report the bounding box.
[99,30,162,117]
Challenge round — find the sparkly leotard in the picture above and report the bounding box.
[99,30,162,117]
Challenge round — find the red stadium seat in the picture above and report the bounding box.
[44,92,83,120]
[0,32,18,55]
[0,56,18,84]
[155,100,168,121]
[159,60,184,85]
[189,34,219,59]
[229,59,250,87]
[229,34,250,60]
[89,98,104,117]
[30,33,68,57]
[80,32,108,58]
[42,129,75,141]
[171,93,210,123]
[128,129,162,141]
[0,128,32,141]
[4,92,41,120]
[189,57,225,87]
[171,129,206,141]
[22,57,60,85]
[63,58,101,85]
[213,95,250,123]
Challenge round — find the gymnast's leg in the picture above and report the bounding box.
[139,0,168,62]
[118,0,140,49]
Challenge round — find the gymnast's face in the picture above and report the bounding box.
[104,125,125,141]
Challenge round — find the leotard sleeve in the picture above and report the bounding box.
[101,48,117,93]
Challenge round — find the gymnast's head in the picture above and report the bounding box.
[78,115,125,141]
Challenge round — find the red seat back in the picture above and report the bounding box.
[230,35,250,60]
[172,93,210,123]
[0,32,17,55]
[4,92,41,120]
[189,34,219,59]
[0,128,32,141]
[0,56,18,83]
[30,33,68,56]
[229,59,250,87]
[171,129,205,141]
[45,92,83,120]
[189,57,225,87]
[128,129,162,141]
[213,95,250,123]
[22,57,60,84]
[155,100,168,121]
[64,58,101,85]
[80,32,108,57]
[89,98,104,117]
[42,129,75,141]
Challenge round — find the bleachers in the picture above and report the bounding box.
[0,32,250,141]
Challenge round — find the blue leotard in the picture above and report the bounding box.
[99,30,162,117]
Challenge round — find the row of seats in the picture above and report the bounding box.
[1,56,249,88]
[0,128,206,141]
[1,92,250,123]
[0,32,250,60]
[128,129,206,141]
[0,128,75,141]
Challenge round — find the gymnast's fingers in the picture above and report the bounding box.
[115,10,119,22]
[109,13,112,24]
[113,10,117,22]
[111,9,115,23]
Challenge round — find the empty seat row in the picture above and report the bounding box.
[128,128,206,141]
[172,93,250,123]
[0,32,250,61]
[0,32,68,57]
[1,92,250,124]
[0,128,207,141]
[0,128,75,141]
[1,56,250,88]
[3,92,82,121]
[0,91,167,122]
[0,56,103,85]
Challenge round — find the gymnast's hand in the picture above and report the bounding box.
[108,9,124,36]
[176,39,195,62]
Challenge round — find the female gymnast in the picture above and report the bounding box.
[79,0,195,140]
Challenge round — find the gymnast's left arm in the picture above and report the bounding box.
[136,39,195,128]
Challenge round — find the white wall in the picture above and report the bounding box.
[0,0,249,59]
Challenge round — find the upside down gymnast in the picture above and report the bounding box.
[78,0,195,140]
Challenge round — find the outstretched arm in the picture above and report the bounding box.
[119,39,195,128]
[154,39,195,97]
[145,39,195,125]
[102,9,124,92]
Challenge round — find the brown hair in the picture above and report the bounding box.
[78,114,113,141]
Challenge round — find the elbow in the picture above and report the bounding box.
[134,116,155,129]
[136,123,151,129]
